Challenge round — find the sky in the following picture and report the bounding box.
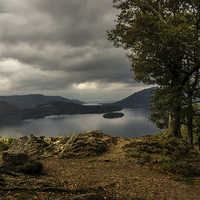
[0,0,151,102]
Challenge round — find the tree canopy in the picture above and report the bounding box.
[108,0,200,138]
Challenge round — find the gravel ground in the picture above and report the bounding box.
[1,139,200,200]
[39,145,200,200]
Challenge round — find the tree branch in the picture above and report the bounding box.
[150,1,164,21]
[181,64,200,86]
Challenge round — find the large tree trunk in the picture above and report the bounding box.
[163,84,182,138]
[186,91,194,146]
[163,109,182,138]
[187,119,193,146]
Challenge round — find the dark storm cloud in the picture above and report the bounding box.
[0,0,147,101]
[0,0,116,46]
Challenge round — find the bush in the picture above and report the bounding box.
[0,142,8,152]
[156,130,164,136]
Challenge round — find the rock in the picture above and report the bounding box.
[70,193,104,200]
[2,130,119,159]
[5,134,49,158]
[2,151,29,165]
[59,130,109,158]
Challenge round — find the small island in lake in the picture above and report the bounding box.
[103,112,124,119]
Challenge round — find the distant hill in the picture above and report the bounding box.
[22,101,122,119]
[0,94,84,109]
[0,88,157,124]
[0,100,121,122]
[0,101,20,112]
[114,87,157,108]
[0,101,22,125]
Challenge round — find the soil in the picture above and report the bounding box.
[1,138,200,200]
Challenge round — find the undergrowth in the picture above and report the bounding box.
[124,135,200,177]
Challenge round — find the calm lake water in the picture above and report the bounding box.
[0,109,158,139]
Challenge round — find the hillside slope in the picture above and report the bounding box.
[22,101,122,119]
[114,87,157,108]
[0,101,22,125]
[0,94,84,109]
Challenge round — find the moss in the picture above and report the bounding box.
[0,137,13,146]
[150,155,170,164]
[171,176,200,185]
[0,142,9,152]
[123,135,200,176]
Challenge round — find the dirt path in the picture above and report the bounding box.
[40,139,200,200]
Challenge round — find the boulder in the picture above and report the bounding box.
[59,130,109,158]
[2,151,29,165]
[5,134,49,158]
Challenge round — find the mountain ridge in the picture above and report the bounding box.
[22,101,122,119]
[113,87,157,108]
[0,94,84,109]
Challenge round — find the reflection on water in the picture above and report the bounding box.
[0,109,157,139]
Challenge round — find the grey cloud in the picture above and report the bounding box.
[1,0,116,46]
[0,0,148,101]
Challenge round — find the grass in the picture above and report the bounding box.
[124,135,200,177]
[171,176,200,185]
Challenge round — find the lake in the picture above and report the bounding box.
[0,109,158,139]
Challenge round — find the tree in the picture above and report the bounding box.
[181,103,200,145]
[108,0,200,138]
[182,71,199,145]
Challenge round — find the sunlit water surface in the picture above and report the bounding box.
[0,109,157,139]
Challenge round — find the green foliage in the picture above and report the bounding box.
[0,137,13,146]
[171,177,200,185]
[0,142,8,152]
[6,138,13,145]
[156,130,164,136]
[181,103,200,145]
[108,0,200,85]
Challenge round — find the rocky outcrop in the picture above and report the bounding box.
[56,131,109,158]
[1,135,44,174]
[0,130,119,176]
[1,130,119,160]
[44,130,118,158]
[4,134,49,157]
